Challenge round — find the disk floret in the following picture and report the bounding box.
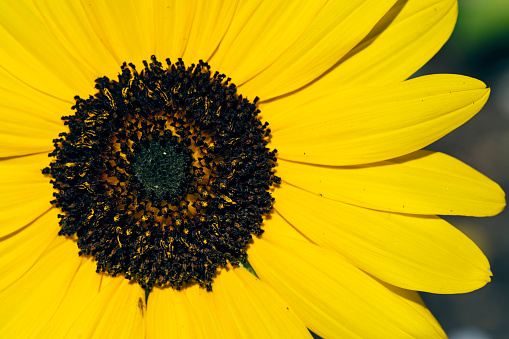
[44,56,280,291]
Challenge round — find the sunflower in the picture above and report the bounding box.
[0,0,505,338]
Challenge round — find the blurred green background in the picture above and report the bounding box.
[420,0,509,338]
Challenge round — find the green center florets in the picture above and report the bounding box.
[133,140,193,202]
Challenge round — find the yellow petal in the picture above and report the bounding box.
[0,135,52,158]
[213,266,312,339]
[0,84,69,123]
[0,1,93,100]
[0,68,74,127]
[0,97,64,156]
[0,209,59,291]
[80,0,156,68]
[38,259,116,338]
[210,0,327,90]
[183,0,239,63]
[64,276,146,338]
[0,237,82,338]
[304,0,458,91]
[269,74,489,166]
[381,282,445,337]
[147,267,312,339]
[34,0,119,77]
[0,153,54,237]
[153,0,197,62]
[239,0,397,100]
[147,285,205,338]
[249,213,446,338]
[184,284,230,338]
[274,182,493,293]
[277,150,505,216]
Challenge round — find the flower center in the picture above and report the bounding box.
[43,57,279,291]
[132,139,193,203]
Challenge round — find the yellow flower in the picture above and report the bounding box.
[0,0,505,338]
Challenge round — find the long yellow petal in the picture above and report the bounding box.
[0,1,93,100]
[147,267,312,339]
[0,138,52,159]
[0,154,54,237]
[152,0,197,62]
[0,209,59,291]
[64,276,146,338]
[0,68,74,127]
[213,266,312,339]
[277,150,505,216]
[274,182,492,293]
[184,284,230,338]
[0,85,68,123]
[147,285,205,338]
[183,0,239,63]
[258,0,458,114]
[0,102,63,156]
[239,0,397,100]
[210,0,327,91]
[38,259,116,338]
[380,281,445,336]
[249,213,446,338]
[34,0,119,77]
[0,237,82,338]
[302,0,458,92]
[269,74,489,166]
[80,0,156,68]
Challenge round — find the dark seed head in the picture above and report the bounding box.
[44,57,279,291]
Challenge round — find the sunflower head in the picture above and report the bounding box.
[2,1,507,338]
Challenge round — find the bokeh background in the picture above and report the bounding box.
[419,0,509,338]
